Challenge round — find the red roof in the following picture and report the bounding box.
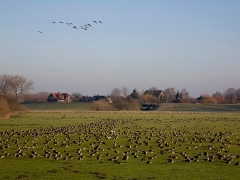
[49,93,70,100]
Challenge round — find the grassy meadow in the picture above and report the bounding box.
[158,103,240,112]
[22,102,94,112]
[0,111,240,180]
[22,102,240,113]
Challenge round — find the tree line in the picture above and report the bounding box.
[92,86,240,111]
[21,86,240,105]
[107,86,240,104]
[1,74,240,116]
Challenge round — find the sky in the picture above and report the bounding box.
[1,0,240,97]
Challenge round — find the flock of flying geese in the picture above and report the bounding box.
[38,20,102,33]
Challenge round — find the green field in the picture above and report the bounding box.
[0,111,240,179]
[22,102,240,113]
[22,102,94,112]
[158,103,240,112]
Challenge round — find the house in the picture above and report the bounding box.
[80,95,112,103]
[93,95,112,103]
[80,96,95,102]
[47,92,71,102]
[143,90,165,99]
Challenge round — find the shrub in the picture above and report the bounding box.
[126,98,140,110]
[112,98,128,110]
[214,96,226,104]
[201,96,218,104]
[112,97,140,111]
[140,94,158,104]
[0,98,10,118]
[1,94,28,113]
[92,100,110,111]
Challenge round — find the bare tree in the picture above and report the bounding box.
[11,75,33,97]
[111,88,122,98]
[212,91,223,98]
[0,74,34,99]
[223,88,236,98]
[122,85,129,98]
[178,88,195,103]
[223,88,237,104]
[71,92,83,102]
[230,94,237,104]
[212,91,225,104]
[0,74,12,95]
[180,88,189,99]
[110,87,139,110]
[164,88,176,102]
[235,88,240,103]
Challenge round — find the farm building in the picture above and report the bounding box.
[143,90,165,99]
[80,95,112,103]
[47,92,71,102]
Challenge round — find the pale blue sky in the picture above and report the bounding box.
[1,0,240,97]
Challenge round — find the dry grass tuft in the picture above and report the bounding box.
[92,100,110,111]
[0,98,10,118]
